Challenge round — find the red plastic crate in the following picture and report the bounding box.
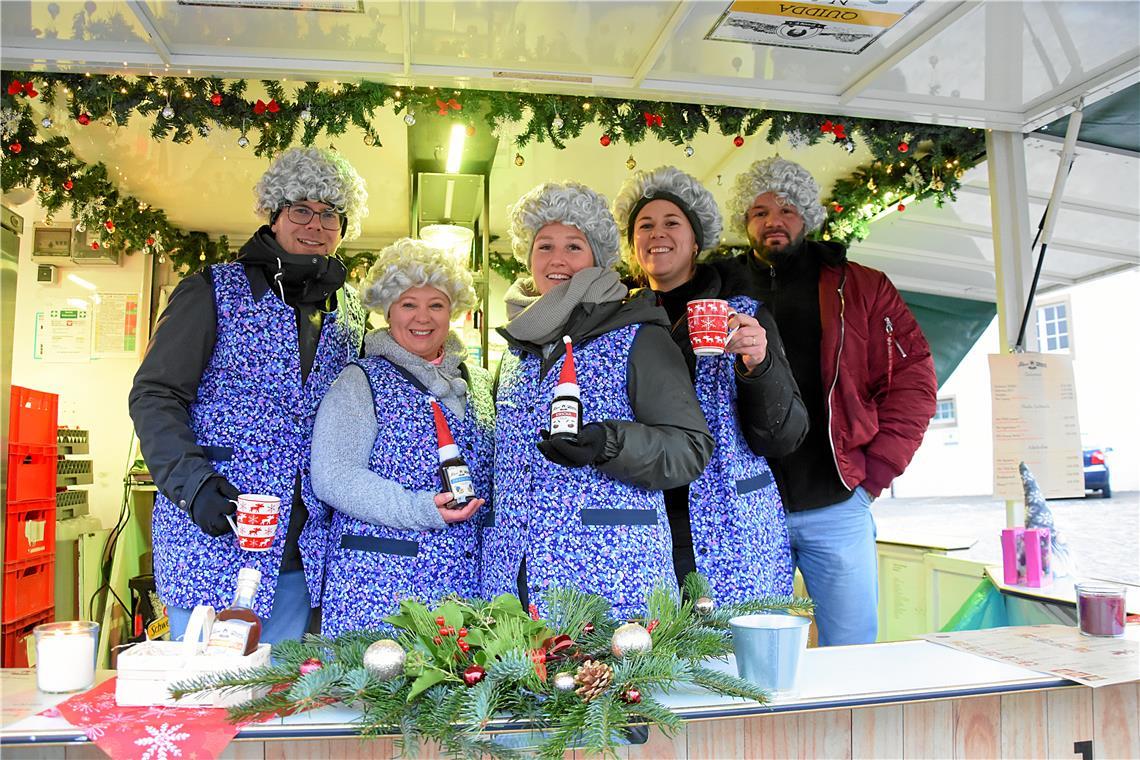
[2,557,55,624]
[1,608,53,668]
[8,386,59,446]
[5,442,58,502]
[5,499,56,563]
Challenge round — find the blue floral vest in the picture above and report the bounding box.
[484,324,677,619]
[152,262,366,617]
[321,355,494,637]
[687,296,793,601]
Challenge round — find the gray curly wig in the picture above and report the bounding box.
[612,166,723,277]
[508,182,621,270]
[726,157,826,236]
[254,147,369,241]
[361,238,477,320]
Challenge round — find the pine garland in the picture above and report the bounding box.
[171,575,811,758]
[2,71,984,274]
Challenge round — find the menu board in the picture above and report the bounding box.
[988,353,1083,499]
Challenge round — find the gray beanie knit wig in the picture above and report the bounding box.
[613,166,723,274]
[726,156,826,236]
[361,237,477,320]
[254,147,369,241]
[508,181,621,270]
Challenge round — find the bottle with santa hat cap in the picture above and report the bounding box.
[431,398,476,508]
[549,335,583,439]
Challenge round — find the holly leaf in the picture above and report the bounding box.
[407,666,450,701]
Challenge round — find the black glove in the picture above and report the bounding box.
[537,423,609,469]
[189,476,239,537]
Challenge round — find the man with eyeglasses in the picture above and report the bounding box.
[130,147,369,644]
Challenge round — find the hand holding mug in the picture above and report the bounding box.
[724,312,768,371]
[435,492,485,523]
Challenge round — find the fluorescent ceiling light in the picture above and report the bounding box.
[445,124,466,174]
[67,274,97,291]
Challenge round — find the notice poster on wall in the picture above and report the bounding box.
[988,352,1083,499]
[34,307,92,363]
[93,292,140,357]
[706,0,925,55]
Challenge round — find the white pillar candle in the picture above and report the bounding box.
[34,621,99,693]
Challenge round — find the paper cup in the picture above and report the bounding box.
[687,298,737,356]
[729,613,811,697]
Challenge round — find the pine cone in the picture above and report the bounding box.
[573,659,613,701]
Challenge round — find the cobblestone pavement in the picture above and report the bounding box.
[872,491,1140,585]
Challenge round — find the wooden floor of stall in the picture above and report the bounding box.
[6,681,1137,759]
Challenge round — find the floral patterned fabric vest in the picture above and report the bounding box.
[687,296,794,601]
[321,356,494,637]
[484,324,677,619]
[152,262,366,617]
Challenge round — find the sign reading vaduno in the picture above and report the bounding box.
[707,0,925,55]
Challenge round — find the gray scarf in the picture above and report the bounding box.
[364,329,469,419]
[503,267,627,346]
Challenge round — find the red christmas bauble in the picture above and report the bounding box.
[210,92,223,106]
[299,658,322,675]
[146,237,156,246]
[733,135,744,147]
[622,688,642,704]
[63,180,74,191]
[833,203,844,213]
[8,142,21,154]
[600,134,612,147]
[91,241,100,250]
[77,113,91,126]
[104,220,115,231]
[897,203,906,212]
[463,665,486,687]
[898,142,909,153]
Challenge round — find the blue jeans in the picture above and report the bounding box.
[785,487,878,646]
[167,570,312,645]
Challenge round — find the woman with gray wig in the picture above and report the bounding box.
[482,181,713,619]
[312,238,493,636]
[613,165,807,603]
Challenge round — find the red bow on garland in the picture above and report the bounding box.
[253,99,280,115]
[436,98,462,115]
[643,112,663,127]
[6,79,38,98]
[820,119,847,140]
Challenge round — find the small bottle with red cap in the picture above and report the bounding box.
[430,399,476,508]
[549,335,582,439]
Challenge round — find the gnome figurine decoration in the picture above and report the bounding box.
[1020,461,1075,577]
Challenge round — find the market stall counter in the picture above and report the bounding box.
[3,633,1138,759]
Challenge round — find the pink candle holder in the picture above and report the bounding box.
[1076,582,1126,637]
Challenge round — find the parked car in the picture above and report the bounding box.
[1083,447,1111,498]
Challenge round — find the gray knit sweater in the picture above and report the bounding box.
[310,329,470,530]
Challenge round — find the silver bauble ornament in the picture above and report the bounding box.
[75,222,86,232]
[611,622,652,657]
[197,124,210,137]
[363,639,406,681]
[551,116,564,130]
[683,144,694,158]
[41,117,53,129]
[237,134,250,148]
[694,596,715,615]
[28,156,39,166]
[161,105,175,120]
[403,112,416,126]
[300,108,313,122]
[552,671,576,693]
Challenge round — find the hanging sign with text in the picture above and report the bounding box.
[706,0,924,54]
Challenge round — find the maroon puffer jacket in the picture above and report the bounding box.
[818,256,937,497]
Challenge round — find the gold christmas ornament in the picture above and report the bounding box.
[611,622,652,657]
[574,660,613,701]
[363,639,406,681]
[513,153,525,167]
[626,155,637,171]
[694,596,715,615]
[552,671,576,693]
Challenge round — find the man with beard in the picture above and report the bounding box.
[715,157,936,646]
[129,147,368,643]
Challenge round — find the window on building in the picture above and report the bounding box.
[1036,300,1072,353]
[931,397,957,427]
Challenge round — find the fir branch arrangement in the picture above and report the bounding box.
[2,70,984,273]
[171,576,811,758]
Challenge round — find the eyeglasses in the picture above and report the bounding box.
[281,203,343,231]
